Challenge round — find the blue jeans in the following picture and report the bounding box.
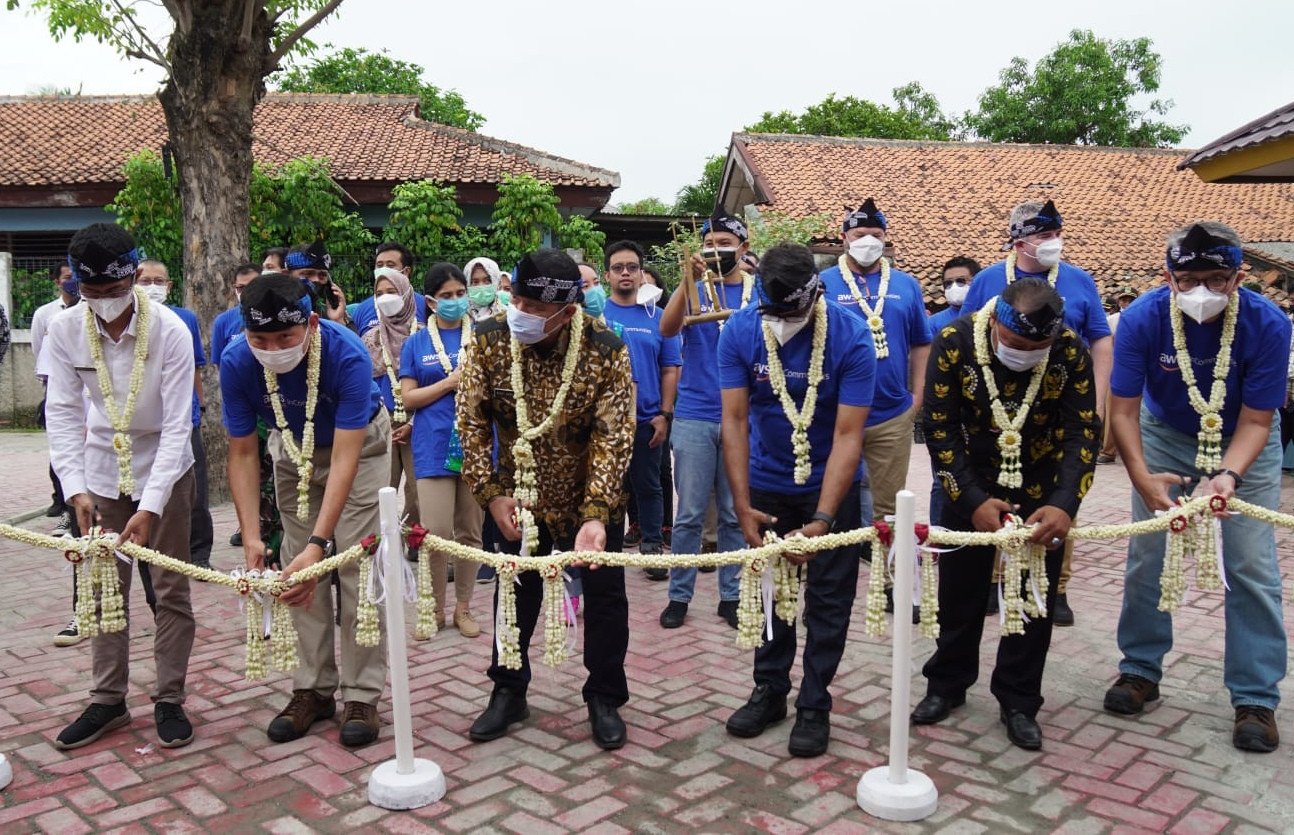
[669,418,743,603]
[629,422,665,550]
[1116,409,1286,709]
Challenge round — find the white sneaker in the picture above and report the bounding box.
[53,618,83,647]
[52,511,72,538]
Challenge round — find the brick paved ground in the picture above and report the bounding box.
[2,430,1294,832]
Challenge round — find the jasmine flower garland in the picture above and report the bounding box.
[264,327,321,522]
[972,297,1049,489]
[83,287,151,496]
[760,297,828,485]
[836,254,890,358]
[1170,292,1238,472]
[379,321,419,424]
[1004,250,1059,287]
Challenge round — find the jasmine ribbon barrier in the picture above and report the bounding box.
[1,493,1273,680]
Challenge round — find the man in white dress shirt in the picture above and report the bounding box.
[42,223,198,751]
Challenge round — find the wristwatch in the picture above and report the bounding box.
[307,535,335,557]
[809,511,835,529]
[659,410,674,422]
[1209,468,1244,487]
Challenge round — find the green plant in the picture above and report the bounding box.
[105,149,182,272]
[490,174,562,267]
[747,211,837,255]
[557,215,606,266]
[386,180,462,259]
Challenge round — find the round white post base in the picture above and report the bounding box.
[368,758,445,810]
[0,753,13,791]
[857,765,937,821]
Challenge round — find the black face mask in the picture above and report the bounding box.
[701,247,740,276]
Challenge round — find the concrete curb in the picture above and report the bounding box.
[4,508,46,527]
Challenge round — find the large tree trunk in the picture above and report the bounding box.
[159,3,274,502]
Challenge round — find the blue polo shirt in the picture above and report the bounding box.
[604,299,682,422]
[928,305,964,334]
[221,319,382,446]
[962,260,1111,345]
[210,307,244,368]
[398,325,465,479]
[1111,286,1289,437]
[818,263,931,425]
[719,304,875,494]
[352,294,428,337]
[675,280,755,423]
[168,305,206,427]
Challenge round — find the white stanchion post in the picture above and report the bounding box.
[368,486,446,810]
[0,752,11,790]
[858,489,938,821]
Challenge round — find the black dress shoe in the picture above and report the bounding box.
[1000,708,1042,750]
[911,693,965,725]
[587,697,626,750]
[986,583,1000,616]
[787,708,830,758]
[659,600,687,629]
[1052,593,1074,626]
[469,688,529,742]
[726,683,787,738]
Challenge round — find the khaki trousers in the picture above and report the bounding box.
[416,476,482,614]
[862,406,917,521]
[390,436,420,526]
[271,412,390,705]
[90,468,196,705]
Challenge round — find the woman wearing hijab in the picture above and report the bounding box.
[465,257,507,322]
[363,267,421,530]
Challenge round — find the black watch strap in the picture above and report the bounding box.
[307,535,334,556]
[1210,468,1244,487]
[810,511,835,529]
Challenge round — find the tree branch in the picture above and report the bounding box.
[268,0,346,67]
[107,0,172,72]
[240,0,255,44]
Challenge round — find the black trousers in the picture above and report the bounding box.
[188,426,214,565]
[487,517,630,707]
[751,482,862,712]
[922,507,1063,717]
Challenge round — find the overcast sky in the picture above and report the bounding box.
[2,0,1291,205]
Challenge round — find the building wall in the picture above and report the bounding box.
[0,255,42,425]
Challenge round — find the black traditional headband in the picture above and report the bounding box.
[700,213,749,243]
[1005,200,1063,248]
[1166,224,1243,272]
[843,198,888,233]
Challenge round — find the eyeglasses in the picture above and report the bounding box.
[608,263,641,275]
[1173,272,1235,293]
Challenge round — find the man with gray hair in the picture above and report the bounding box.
[1103,221,1289,753]
[960,200,1111,626]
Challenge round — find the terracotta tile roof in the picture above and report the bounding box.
[1179,100,1294,174]
[0,93,619,191]
[725,133,1294,302]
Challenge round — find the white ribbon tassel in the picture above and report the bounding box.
[761,564,775,641]
[370,536,417,606]
[1216,516,1230,591]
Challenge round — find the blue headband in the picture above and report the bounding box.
[1166,224,1243,272]
[68,248,139,283]
[994,296,1061,341]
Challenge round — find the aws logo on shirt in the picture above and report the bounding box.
[421,352,462,365]
[1158,353,1230,373]
[753,362,827,383]
[835,292,900,305]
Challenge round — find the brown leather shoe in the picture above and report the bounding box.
[454,609,481,638]
[1103,673,1160,715]
[267,690,335,743]
[1234,706,1280,753]
[339,701,380,747]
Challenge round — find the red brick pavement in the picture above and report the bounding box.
[1,438,1294,832]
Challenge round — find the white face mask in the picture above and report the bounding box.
[765,312,813,346]
[141,285,168,305]
[86,291,135,323]
[251,338,309,374]
[1175,284,1230,323]
[944,283,969,307]
[994,337,1050,372]
[636,283,663,307]
[847,235,885,268]
[507,304,565,345]
[1031,239,1064,268]
[374,293,404,318]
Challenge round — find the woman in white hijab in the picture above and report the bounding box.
[464,257,508,322]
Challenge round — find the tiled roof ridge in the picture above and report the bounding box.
[734,131,1197,157]
[401,114,621,187]
[0,91,424,106]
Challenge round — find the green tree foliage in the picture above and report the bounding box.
[673,155,726,216]
[106,149,183,271]
[275,46,485,131]
[964,29,1187,147]
[747,85,955,141]
[614,197,673,215]
[489,174,563,268]
[746,211,837,256]
[386,179,463,260]
[557,215,606,266]
[438,225,495,269]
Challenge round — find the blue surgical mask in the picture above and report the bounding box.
[435,296,469,323]
[582,285,608,318]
